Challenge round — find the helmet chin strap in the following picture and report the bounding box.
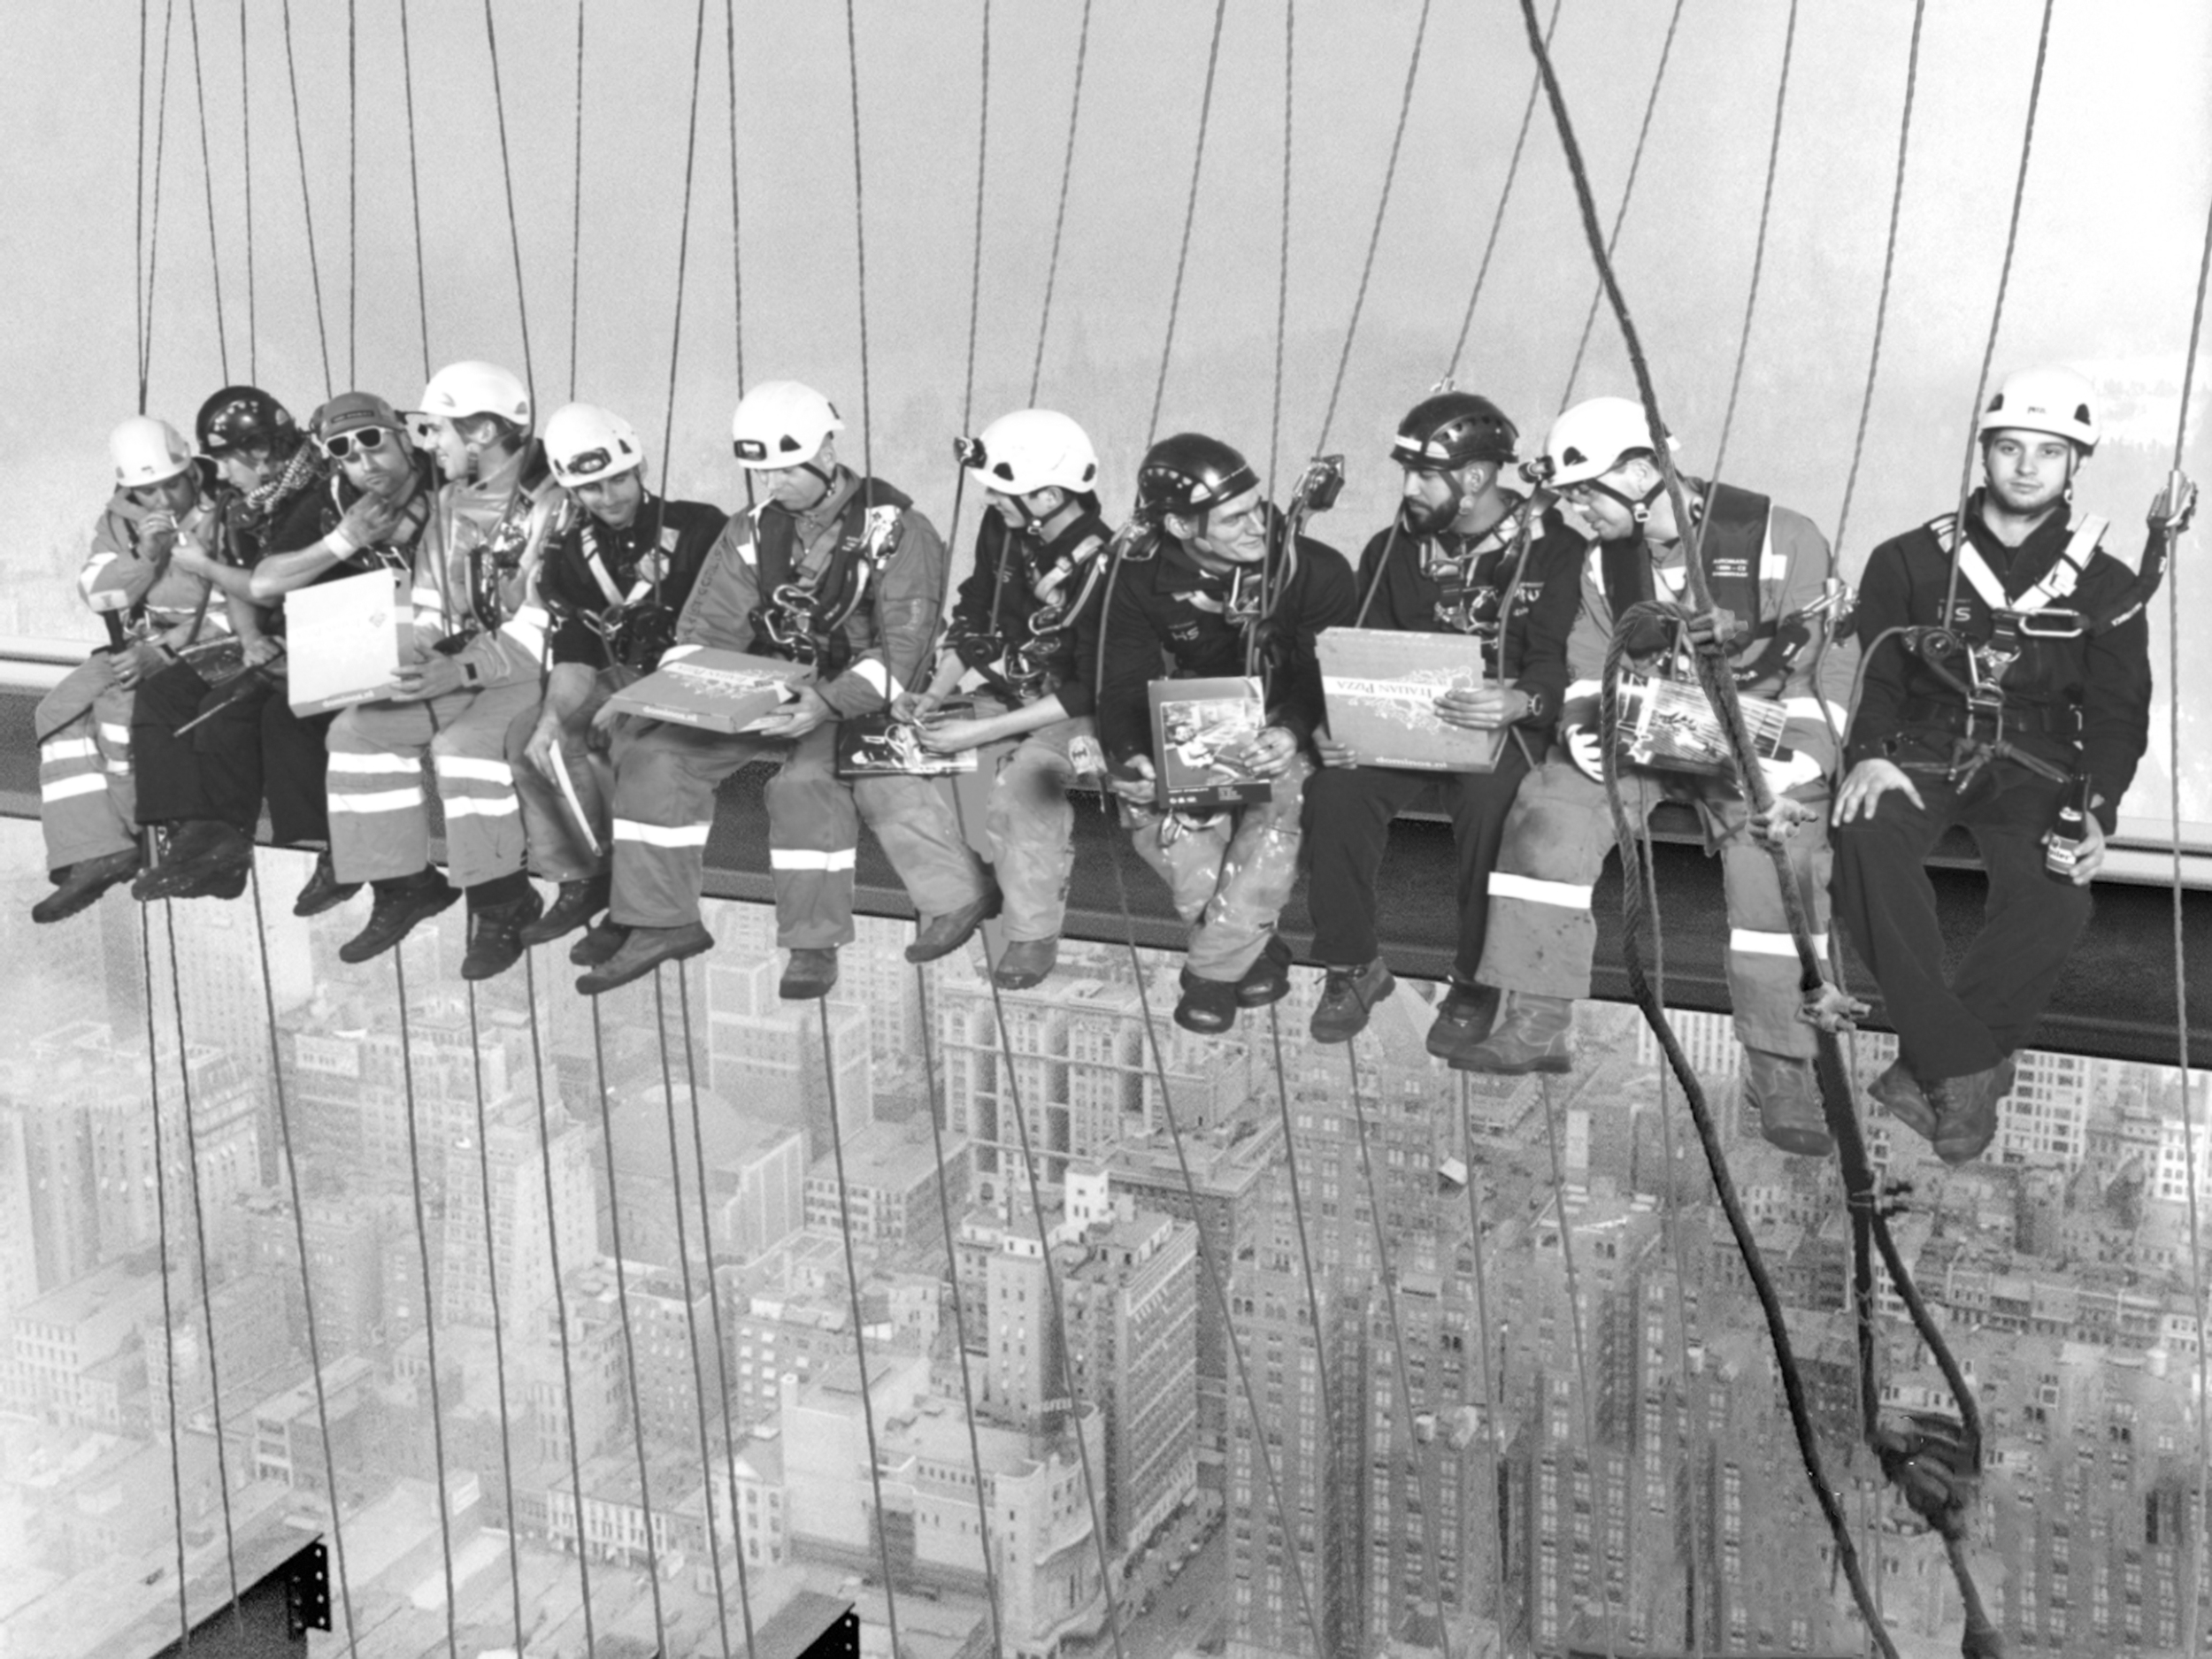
[1583,472,1668,525]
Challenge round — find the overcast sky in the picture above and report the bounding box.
[7,0,2211,813]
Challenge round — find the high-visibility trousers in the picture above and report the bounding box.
[1477,749,1832,1058]
[963,706,1092,945]
[1126,752,1311,983]
[1302,738,1533,981]
[1832,734,2090,1081]
[605,718,988,948]
[34,654,137,872]
[325,680,542,887]
[505,669,632,886]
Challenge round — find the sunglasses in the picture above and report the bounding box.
[321,426,400,460]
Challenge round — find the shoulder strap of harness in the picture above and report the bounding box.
[1930,507,2108,617]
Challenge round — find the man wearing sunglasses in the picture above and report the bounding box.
[1453,396,1850,1160]
[508,402,726,963]
[322,361,564,976]
[582,380,995,998]
[31,416,229,922]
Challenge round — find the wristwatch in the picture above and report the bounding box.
[461,661,483,689]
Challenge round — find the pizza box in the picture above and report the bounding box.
[286,567,411,714]
[1150,676,1272,810]
[603,648,809,733]
[1317,627,1508,772]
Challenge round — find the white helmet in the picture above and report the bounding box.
[730,380,843,470]
[1978,365,2099,452]
[111,416,196,489]
[958,409,1100,497]
[1539,396,1678,488]
[418,360,533,429]
[544,402,645,488]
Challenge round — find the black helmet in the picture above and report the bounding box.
[196,386,299,457]
[1136,433,1259,521]
[1390,392,1517,470]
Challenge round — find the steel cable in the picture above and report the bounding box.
[463,987,526,1658]
[141,0,178,411]
[1446,0,1563,379]
[941,0,993,578]
[1707,0,1799,483]
[238,0,255,381]
[569,0,586,400]
[724,0,747,389]
[186,0,229,382]
[480,0,539,403]
[1026,0,1094,406]
[140,910,196,1652]
[841,0,876,478]
[1144,0,1231,442]
[277,0,332,396]
[397,0,431,380]
[658,0,713,497]
[1264,0,1295,498]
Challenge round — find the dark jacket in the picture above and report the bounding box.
[1847,491,2152,829]
[1086,531,1357,768]
[946,507,1114,718]
[541,495,726,672]
[1350,494,1583,727]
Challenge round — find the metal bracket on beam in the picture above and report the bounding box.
[285,1538,331,1639]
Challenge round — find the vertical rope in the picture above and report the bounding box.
[140,911,193,1651]
[569,0,586,401]
[1831,0,1928,561]
[1025,0,1094,405]
[587,1002,670,1648]
[140,0,178,411]
[1313,0,1432,455]
[163,906,245,1635]
[651,975,735,1659]
[136,0,150,413]
[2167,157,2212,1659]
[942,0,992,569]
[816,1003,906,1659]
[1264,0,1294,496]
[1446,0,1562,379]
[397,0,432,381]
[724,0,746,390]
[520,954,598,1653]
[277,0,332,396]
[480,0,538,403]
[1707,0,1799,483]
[1455,1074,1514,1636]
[1556,0,1690,407]
[659,0,712,498]
[1145,0,1230,440]
[462,987,526,1657]
[247,871,360,1654]
[391,953,460,1659]
[1263,1009,1336,1569]
[185,0,229,383]
[841,0,875,477]
[1342,1041,1448,1619]
[1939,0,2058,632]
[346,0,357,385]
[237,0,254,381]
[912,968,1007,1657]
[675,972,764,1659]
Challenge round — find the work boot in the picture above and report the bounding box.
[1742,1048,1832,1158]
[993,936,1059,991]
[133,820,252,902]
[1927,1064,2012,1166]
[1173,969,1241,1035]
[32,848,142,925]
[462,888,546,982]
[577,920,715,996]
[1425,981,1502,1061]
[1868,1062,1937,1144]
[520,874,610,946]
[571,917,628,968]
[338,870,461,964]
[780,947,840,1001]
[1236,934,1295,1008]
[906,882,1003,964]
[1449,993,1574,1076]
[1310,959,1395,1044]
[291,849,361,918]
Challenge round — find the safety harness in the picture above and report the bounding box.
[944,513,1110,703]
[568,499,685,670]
[747,476,909,675]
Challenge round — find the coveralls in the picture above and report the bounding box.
[1833,493,2150,1080]
[324,452,562,891]
[941,506,1112,943]
[130,472,334,849]
[605,471,988,946]
[1302,497,1584,981]
[1087,532,1357,983]
[508,494,726,882]
[1476,483,1850,1060]
[36,485,227,872]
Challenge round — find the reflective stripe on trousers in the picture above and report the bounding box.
[326,680,541,887]
[34,657,137,870]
